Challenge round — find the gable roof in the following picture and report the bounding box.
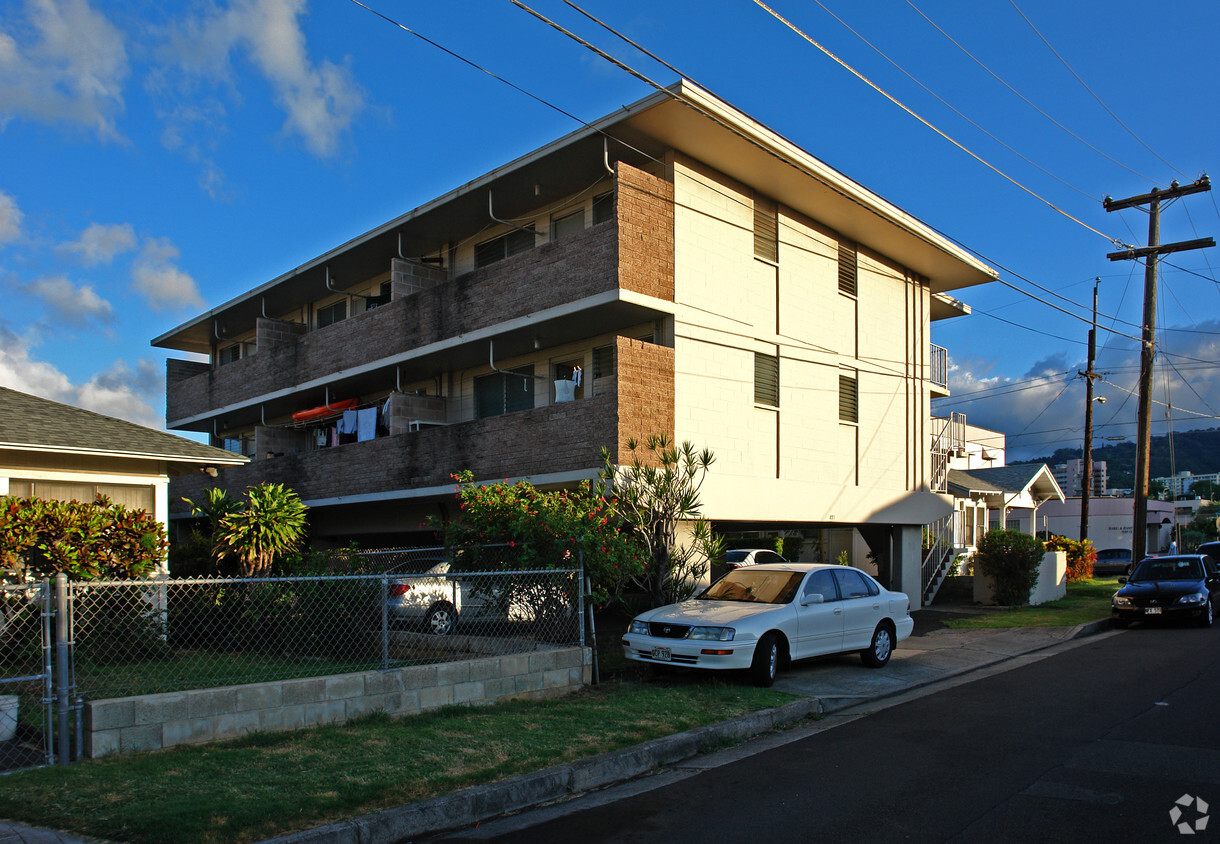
[949,465,1064,502]
[0,387,245,468]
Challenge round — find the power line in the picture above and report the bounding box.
[810,0,1099,202]
[747,0,1127,246]
[1007,0,1187,179]
[902,0,1162,187]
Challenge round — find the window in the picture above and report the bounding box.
[365,281,392,311]
[592,344,614,379]
[838,239,858,296]
[801,569,838,602]
[592,191,613,224]
[551,210,584,242]
[754,353,779,407]
[475,366,535,419]
[218,344,241,366]
[474,226,536,268]
[833,568,877,599]
[839,373,859,423]
[554,360,584,401]
[317,300,346,328]
[754,196,778,262]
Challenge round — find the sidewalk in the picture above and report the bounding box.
[0,609,1111,844]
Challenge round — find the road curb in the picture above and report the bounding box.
[262,697,824,844]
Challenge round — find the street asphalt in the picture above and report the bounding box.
[0,605,1113,844]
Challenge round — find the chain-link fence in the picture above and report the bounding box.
[0,581,53,772]
[70,546,583,702]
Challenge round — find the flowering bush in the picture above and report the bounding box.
[1043,535,1096,582]
[433,471,645,606]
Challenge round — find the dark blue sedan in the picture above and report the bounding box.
[1112,555,1220,628]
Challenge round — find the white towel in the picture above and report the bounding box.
[356,407,378,442]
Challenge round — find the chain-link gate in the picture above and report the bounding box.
[0,580,53,772]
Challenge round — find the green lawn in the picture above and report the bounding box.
[943,578,1118,629]
[0,680,798,844]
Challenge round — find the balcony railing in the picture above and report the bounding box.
[930,344,948,391]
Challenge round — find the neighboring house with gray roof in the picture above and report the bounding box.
[0,387,246,569]
[948,464,1064,554]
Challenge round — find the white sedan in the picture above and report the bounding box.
[622,563,914,687]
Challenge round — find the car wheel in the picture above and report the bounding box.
[750,633,780,687]
[425,602,457,635]
[1199,599,1213,629]
[861,623,894,668]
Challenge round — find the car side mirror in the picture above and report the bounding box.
[1117,577,1127,584]
[801,593,824,605]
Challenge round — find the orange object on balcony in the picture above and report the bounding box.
[291,398,358,423]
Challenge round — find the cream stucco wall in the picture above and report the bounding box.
[669,157,938,526]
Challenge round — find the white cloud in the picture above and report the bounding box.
[0,0,129,140]
[22,274,114,325]
[0,327,164,430]
[165,0,365,157]
[0,325,74,399]
[76,360,164,429]
[0,190,23,244]
[131,237,204,311]
[62,222,137,265]
[938,324,1220,461]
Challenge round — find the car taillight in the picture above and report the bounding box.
[389,583,411,596]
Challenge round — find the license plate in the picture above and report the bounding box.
[1145,607,1162,615]
[651,647,672,661]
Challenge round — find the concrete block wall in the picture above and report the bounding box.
[391,258,447,297]
[614,337,675,460]
[256,317,307,351]
[83,646,591,758]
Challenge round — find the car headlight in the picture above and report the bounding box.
[629,619,649,635]
[1113,596,1132,607]
[687,626,735,641]
[1177,592,1207,605]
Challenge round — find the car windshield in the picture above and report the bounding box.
[700,570,803,604]
[1130,558,1203,581]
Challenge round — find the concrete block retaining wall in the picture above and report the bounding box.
[83,646,590,758]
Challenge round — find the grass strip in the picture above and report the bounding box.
[943,578,1118,629]
[0,680,796,844]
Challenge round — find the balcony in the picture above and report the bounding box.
[170,337,676,515]
[165,162,676,433]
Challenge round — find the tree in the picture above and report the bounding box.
[435,471,644,607]
[974,528,1044,606]
[201,483,309,578]
[600,435,724,606]
[1190,480,1217,502]
[1043,535,1096,582]
[182,487,241,571]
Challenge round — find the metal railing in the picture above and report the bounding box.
[921,515,955,601]
[930,344,948,390]
[0,580,53,772]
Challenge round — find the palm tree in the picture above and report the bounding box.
[216,483,308,578]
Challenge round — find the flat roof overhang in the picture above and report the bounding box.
[154,81,996,356]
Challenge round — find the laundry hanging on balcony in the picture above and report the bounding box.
[291,398,358,423]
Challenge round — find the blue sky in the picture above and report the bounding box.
[1,0,1217,461]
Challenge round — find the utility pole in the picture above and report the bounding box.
[1104,176,1213,562]
[1079,278,1099,542]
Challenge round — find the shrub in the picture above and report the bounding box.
[974,529,1044,606]
[0,495,166,582]
[1043,535,1095,582]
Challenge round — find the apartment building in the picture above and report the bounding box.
[155,82,996,606]
[1052,458,1108,498]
